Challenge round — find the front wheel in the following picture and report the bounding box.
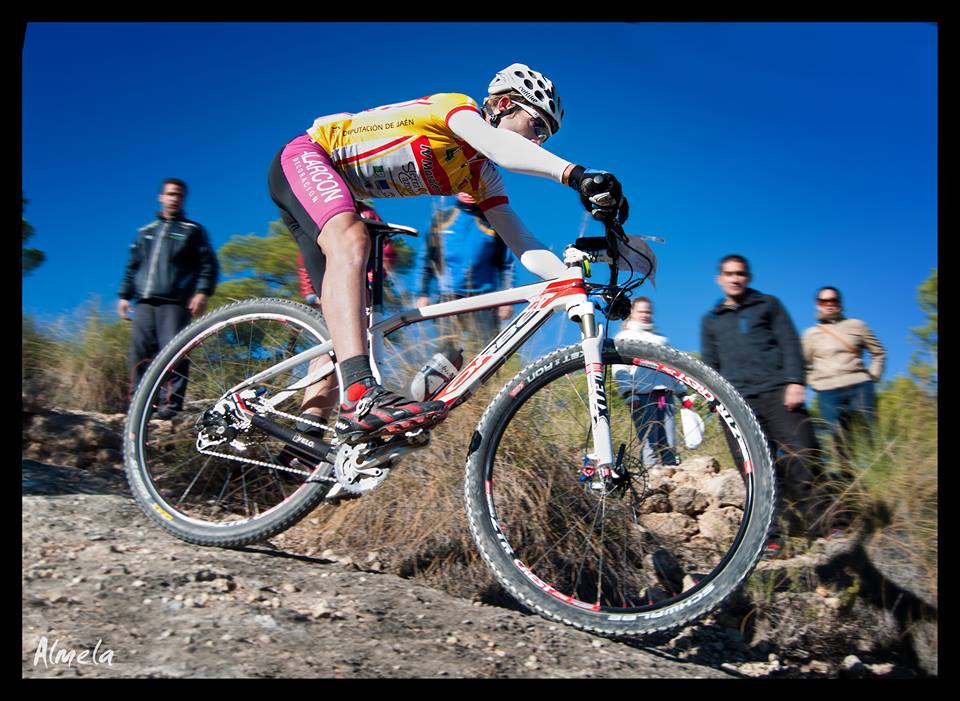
[464,339,775,637]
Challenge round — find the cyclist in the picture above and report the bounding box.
[267,63,629,443]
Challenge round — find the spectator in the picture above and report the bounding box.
[613,297,688,467]
[802,286,885,454]
[118,178,218,417]
[415,193,514,346]
[700,255,826,549]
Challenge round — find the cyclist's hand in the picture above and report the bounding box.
[616,196,630,225]
[567,166,628,222]
[117,299,131,321]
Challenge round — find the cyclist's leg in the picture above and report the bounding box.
[328,219,450,440]
[281,209,337,422]
[268,137,446,440]
[316,211,372,363]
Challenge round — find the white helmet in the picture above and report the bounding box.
[488,63,564,136]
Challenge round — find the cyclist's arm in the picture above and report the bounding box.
[447,109,571,182]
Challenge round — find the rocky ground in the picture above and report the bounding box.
[22,406,936,679]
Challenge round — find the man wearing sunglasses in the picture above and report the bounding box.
[268,63,629,443]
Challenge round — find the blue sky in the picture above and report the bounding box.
[22,22,937,384]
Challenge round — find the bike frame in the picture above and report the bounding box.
[225,235,618,469]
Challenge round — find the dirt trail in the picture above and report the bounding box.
[22,460,734,679]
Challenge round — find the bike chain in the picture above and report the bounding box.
[194,402,338,480]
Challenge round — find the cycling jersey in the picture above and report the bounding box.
[306,93,510,210]
[272,92,572,285]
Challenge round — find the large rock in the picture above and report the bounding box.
[680,456,721,475]
[670,457,720,490]
[703,470,746,509]
[644,467,676,493]
[697,507,742,542]
[863,528,937,609]
[22,409,124,468]
[669,487,710,517]
[640,512,698,541]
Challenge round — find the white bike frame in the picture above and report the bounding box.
[227,253,617,468]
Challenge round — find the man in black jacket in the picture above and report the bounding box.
[701,255,823,552]
[118,178,218,416]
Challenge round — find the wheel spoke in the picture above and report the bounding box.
[474,342,773,626]
[128,302,340,539]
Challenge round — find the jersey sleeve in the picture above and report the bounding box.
[447,108,571,183]
[474,161,509,211]
[435,93,483,128]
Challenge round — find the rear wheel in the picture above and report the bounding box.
[124,298,340,547]
[464,339,775,636]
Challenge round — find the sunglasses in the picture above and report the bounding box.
[513,101,552,143]
[817,298,841,305]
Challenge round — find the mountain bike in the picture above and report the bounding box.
[124,215,775,637]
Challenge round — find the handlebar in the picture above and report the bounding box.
[570,215,652,320]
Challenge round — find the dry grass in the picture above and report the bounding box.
[302,366,508,599]
[809,385,938,589]
[22,302,132,414]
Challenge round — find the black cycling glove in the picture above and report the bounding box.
[567,165,630,223]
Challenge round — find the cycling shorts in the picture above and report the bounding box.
[268,134,359,296]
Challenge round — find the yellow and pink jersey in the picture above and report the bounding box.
[306,93,509,211]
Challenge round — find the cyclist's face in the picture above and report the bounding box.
[717,262,750,299]
[159,184,185,217]
[496,97,549,145]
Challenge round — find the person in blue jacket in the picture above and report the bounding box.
[416,193,515,345]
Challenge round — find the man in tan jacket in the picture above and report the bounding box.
[802,286,885,449]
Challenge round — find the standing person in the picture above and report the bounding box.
[267,63,629,444]
[118,178,219,417]
[415,192,515,346]
[613,297,691,467]
[700,255,824,551]
[802,286,886,452]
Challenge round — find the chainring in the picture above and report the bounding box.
[332,442,393,495]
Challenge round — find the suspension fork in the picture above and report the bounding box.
[577,308,615,470]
